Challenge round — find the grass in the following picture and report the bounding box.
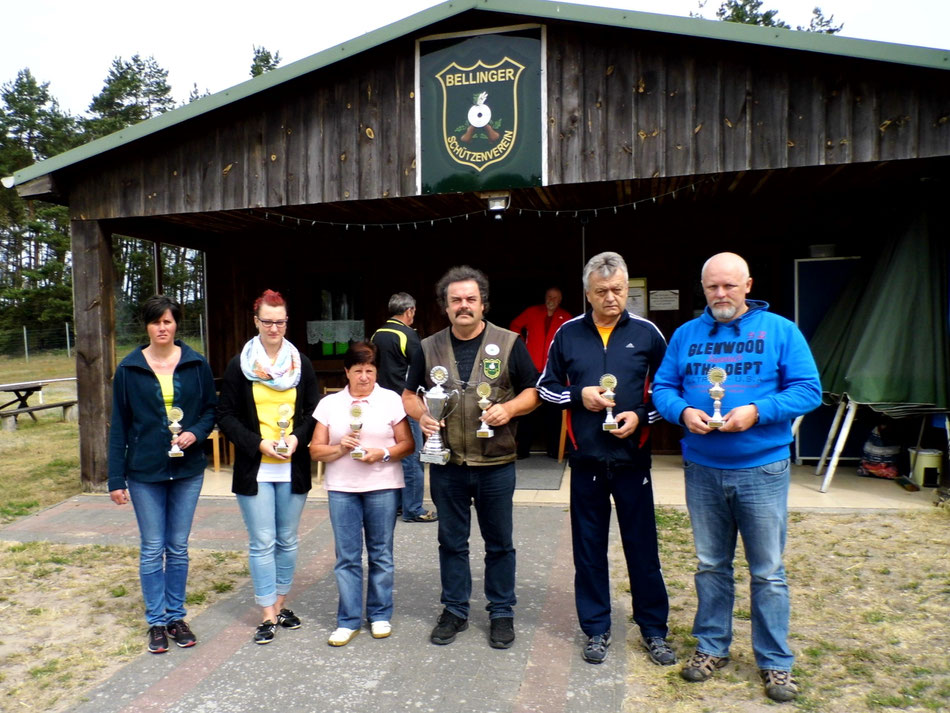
[620,506,950,713]
[0,350,244,713]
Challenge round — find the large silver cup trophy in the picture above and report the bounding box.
[275,403,293,455]
[706,367,727,428]
[349,403,365,459]
[600,374,619,431]
[475,382,494,439]
[167,407,185,458]
[419,366,459,465]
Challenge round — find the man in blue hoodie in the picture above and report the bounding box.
[538,251,674,667]
[652,252,821,703]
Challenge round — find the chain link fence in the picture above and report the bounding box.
[0,319,207,360]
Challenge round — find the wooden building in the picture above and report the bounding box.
[6,0,950,489]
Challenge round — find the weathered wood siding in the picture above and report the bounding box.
[546,24,950,183]
[66,20,950,221]
[69,39,419,221]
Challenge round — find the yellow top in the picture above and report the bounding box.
[253,382,297,464]
[596,324,613,347]
[156,374,174,417]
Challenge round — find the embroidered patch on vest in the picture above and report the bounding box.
[483,358,501,379]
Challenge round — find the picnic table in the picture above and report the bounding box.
[0,378,78,429]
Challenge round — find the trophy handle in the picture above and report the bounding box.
[441,389,461,421]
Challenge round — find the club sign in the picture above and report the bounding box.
[419,28,543,194]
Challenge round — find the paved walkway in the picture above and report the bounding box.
[0,457,934,713]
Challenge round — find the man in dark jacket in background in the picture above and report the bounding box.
[371,292,437,523]
[538,251,673,666]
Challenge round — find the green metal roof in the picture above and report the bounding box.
[8,0,950,189]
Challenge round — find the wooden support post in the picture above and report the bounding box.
[71,220,116,492]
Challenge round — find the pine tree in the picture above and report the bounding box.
[85,55,175,139]
[0,69,80,337]
[250,46,282,77]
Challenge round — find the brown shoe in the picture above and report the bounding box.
[680,650,729,682]
[761,669,799,702]
[406,510,438,522]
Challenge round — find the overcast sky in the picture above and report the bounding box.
[4,0,949,117]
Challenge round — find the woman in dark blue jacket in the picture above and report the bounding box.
[108,295,216,654]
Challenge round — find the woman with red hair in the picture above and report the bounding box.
[217,289,319,644]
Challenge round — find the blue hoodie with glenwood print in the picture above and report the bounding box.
[652,299,821,469]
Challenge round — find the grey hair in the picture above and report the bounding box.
[387,292,416,316]
[583,252,628,291]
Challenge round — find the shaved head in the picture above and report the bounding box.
[701,252,750,282]
[701,252,753,323]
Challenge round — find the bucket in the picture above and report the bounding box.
[909,448,943,487]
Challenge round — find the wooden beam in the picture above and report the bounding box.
[71,220,115,492]
[15,174,62,202]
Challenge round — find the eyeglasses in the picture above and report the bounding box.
[257,319,288,328]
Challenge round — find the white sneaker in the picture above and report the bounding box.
[371,621,392,639]
[327,627,359,646]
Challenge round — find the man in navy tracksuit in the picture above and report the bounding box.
[538,251,674,666]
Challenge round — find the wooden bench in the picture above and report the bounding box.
[1,400,79,431]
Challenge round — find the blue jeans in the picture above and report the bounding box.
[429,461,516,620]
[127,474,204,626]
[401,417,426,519]
[684,458,793,671]
[236,482,308,607]
[570,464,669,638]
[328,488,399,628]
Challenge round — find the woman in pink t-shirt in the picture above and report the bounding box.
[311,342,413,646]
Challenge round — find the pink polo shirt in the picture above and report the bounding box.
[313,383,407,493]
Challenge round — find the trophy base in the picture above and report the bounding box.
[706,420,724,429]
[420,450,450,465]
[168,450,184,458]
[275,447,290,456]
[602,422,618,431]
[351,450,365,460]
[476,429,494,438]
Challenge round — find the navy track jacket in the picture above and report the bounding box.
[538,310,666,471]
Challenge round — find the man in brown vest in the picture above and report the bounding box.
[403,265,539,650]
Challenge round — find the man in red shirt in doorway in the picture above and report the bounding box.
[510,287,571,458]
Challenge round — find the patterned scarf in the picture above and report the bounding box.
[240,336,302,392]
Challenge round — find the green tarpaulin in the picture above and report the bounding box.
[810,212,949,416]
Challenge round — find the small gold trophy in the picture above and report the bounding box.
[706,367,727,428]
[475,382,494,439]
[167,407,184,458]
[275,403,293,455]
[349,403,365,459]
[600,374,618,431]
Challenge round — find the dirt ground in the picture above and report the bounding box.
[0,506,947,712]
[620,507,950,713]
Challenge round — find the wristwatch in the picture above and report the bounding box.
[382,448,391,462]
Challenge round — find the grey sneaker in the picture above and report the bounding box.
[643,636,676,665]
[680,650,729,682]
[761,669,799,702]
[582,631,611,664]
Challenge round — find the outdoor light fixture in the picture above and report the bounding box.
[479,191,510,220]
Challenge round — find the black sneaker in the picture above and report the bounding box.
[148,625,168,654]
[277,608,301,629]
[255,620,277,645]
[166,619,197,648]
[489,617,515,649]
[643,636,676,665]
[583,631,611,664]
[430,609,468,645]
[761,669,799,702]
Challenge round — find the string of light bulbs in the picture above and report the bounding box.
[252,176,715,231]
